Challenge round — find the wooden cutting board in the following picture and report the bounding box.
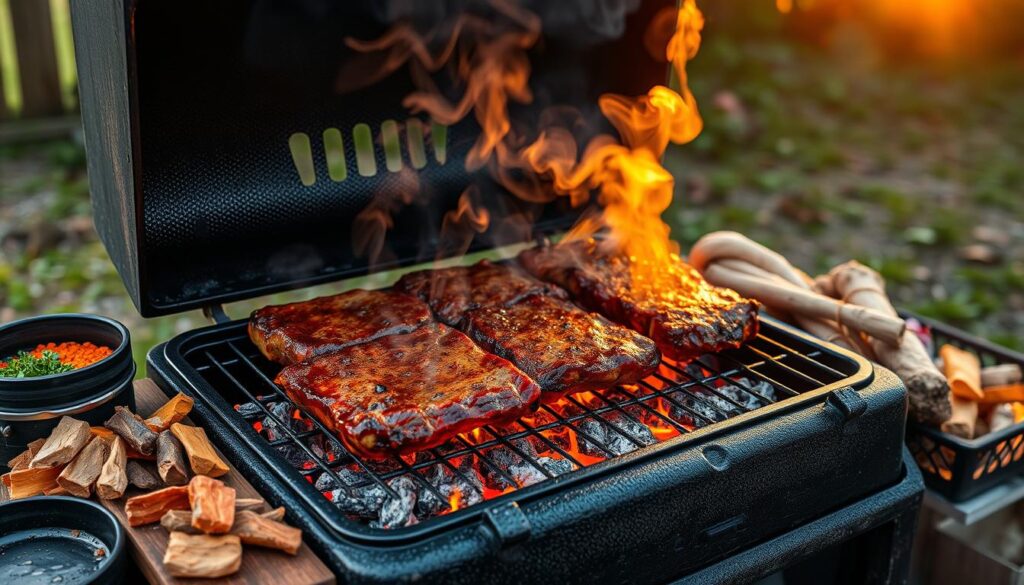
[99,379,335,585]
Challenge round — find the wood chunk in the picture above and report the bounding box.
[160,510,200,534]
[170,423,229,478]
[145,393,194,432]
[3,465,64,499]
[126,460,163,490]
[93,427,155,461]
[30,416,92,468]
[8,438,46,471]
[105,406,159,456]
[96,436,128,500]
[161,503,279,534]
[43,484,68,496]
[231,510,302,555]
[163,532,242,579]
[234,498,266,512]
[125,485,190,526]
[156,430,190,486]
[188,475,236,534]
[261,506,286,522]
[57,436,111,497]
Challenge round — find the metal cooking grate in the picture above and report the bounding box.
[179,319,862,536]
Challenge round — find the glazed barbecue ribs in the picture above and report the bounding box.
[519,240,760,363]
[249,289,432,365]
[398,260,659,397]
[274,324,541,459]
[394,259,567,327]
[464,295,660,397]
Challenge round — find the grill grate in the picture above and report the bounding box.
[179,318,861,535]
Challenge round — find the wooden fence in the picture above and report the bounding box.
[0,0,78,139]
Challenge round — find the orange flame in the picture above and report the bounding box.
[448,486,463,512]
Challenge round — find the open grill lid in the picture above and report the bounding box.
[73,0,673,317]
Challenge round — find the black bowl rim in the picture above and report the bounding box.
[0,495,126,581]
[0,314,130,384]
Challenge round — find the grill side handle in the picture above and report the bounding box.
[826,387,869,425]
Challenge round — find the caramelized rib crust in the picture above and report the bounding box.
[394,260,567,327]
[274,324,541,459]
[249,289,431,365]
[464,295,660,398]
[519,241,760,363]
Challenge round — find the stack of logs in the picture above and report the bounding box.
[690,231,1020,440]
[2,393,197,500]
[0,391,303,579]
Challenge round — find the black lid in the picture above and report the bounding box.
[74,0,672,316]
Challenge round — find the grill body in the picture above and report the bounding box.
[148,316,910,583]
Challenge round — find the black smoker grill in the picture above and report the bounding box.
[71,0,923,582]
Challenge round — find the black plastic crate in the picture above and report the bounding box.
[904,313,1024,502]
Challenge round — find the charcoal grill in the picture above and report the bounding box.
[72,0,922,582]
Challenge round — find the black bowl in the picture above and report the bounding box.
[0,496,126,584]
[0,314,136,464]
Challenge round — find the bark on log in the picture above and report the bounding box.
[126,460,163,490]
[156,431,190,486]
[105,406,159,456]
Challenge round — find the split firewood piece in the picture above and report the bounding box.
[57,436,111,497]
[145,393,194,432]
[942,395,977,439]
[3,465,64,499]
[939,345,984,401]
[979,384,1024,405]
[163,532,242,579]
[125,485,190,526]
[105,406,159,456]
[43,484,68,496]
[982,364,1023,388]
[8,439,47,471]
[189,475,236,534]
[231,510,302,555]
[171,423,229,478]
[828,261,953,426]
[126,460,163,490]
[161,510,201,534]
[30,416,92,469]
[235,498,266,512]
[92,427,155,461]
[96,436,128,500]
[157,431,191,486]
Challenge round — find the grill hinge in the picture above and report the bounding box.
[484,502,531,546]
[826,387,867,423]
[202,304,231,324]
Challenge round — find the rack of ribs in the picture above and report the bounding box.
[394,259,567,327]
[397,260,660,398]
[274,323,541,459]
[464,295,660,398]
[518,240,760,363]
[249,289,432,365]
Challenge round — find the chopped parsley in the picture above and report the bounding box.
[0,350,75,378]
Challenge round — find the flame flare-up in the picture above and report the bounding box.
[347,0,706,289]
